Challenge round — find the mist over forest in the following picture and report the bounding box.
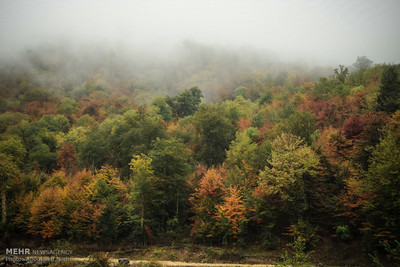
[1,40,337,104]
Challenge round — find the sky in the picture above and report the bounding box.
[0,0,399,65]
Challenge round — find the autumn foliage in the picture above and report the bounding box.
[0,56,399,263]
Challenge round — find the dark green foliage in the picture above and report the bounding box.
[0,153,20,224]
[281,237,314,266]
[364,123,400,244]
[313,77,337,100]
[258,91,273,105]
[351,112,388,170]
[335,225,352,242]
[78,109,166,175]
[29,143,57,172]
[194,104,236,166]
[282,110,317,145]
[152,97,172,121]
[277,100,295,119]
[377,65,400,113]
[108,110,166,175]
[165,87,203,118]
[127,154,161,244]
[0,112,28,133]
[23,87,50,103]
[334,65,349,84]
[0,136,27,163]
[313,66,350,100]
[57,98,79,117]
[149,137,192,227]
[78,128,108,170]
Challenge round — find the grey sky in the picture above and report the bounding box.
[0,0,399,65]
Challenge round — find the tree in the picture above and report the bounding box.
[103,109,166,176]
[165,87,203,118]
[226,130,257,171]
[152,97,172,121]
[89,166,127,243]
[149,138,191,226]
[28,143,57,172]
[195,105,236,166]
[364,116,400,243]
[334,65,349,84]
[352,112,388,170]
[234,87,248,98]
[214,186,247,244]
[128,154,160,243]
[0,153,20,224]
[0,112,29,133]
[257,133,320,222]
[282,110,317,145]
[57,98,79,117]
[0,136,27,164]
[189,167,226,242]
[377,65,400,113]
[29,186,65,239]
[353,56,373,71]
[62,170,102,241]
[57,142,77,174]
[78,127,108,170]
[342,114,366,140]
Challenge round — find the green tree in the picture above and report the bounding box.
[226,130,258,173]
[334,65,349,83]
[128,154,161,243]
[257,133,320,222]
[282,110,317,145]
[87,166,127,244]
[0,112,28,133]
[76,114,98,128]
[28,143,57,172]
[364,116,400,243]
[0,153,20,224]
[78,128,108,170]
[0,136,27,164]
[106,109,166,176]
[166,87,203,118]
[377,65,400,113]
[152,97,172,121]
[57,97,79,117]
[149,138,191,226]
[195,105,236,166]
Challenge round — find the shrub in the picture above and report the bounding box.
[286,220,319,250]
[335,225,352,242]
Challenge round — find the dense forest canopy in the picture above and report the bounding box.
[0,41,400,265]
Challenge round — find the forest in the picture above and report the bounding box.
[0,45,399,266]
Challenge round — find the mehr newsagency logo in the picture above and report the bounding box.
[4,248,73,263]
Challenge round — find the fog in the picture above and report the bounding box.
[1,0,399,66]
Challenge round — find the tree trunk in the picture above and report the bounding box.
[176,193,179,217]
[1,187,6,224]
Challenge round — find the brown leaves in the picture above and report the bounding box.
[29,186,66,239]
[57,142,77,174]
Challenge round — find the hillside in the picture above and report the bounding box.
[0,49,399,266]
